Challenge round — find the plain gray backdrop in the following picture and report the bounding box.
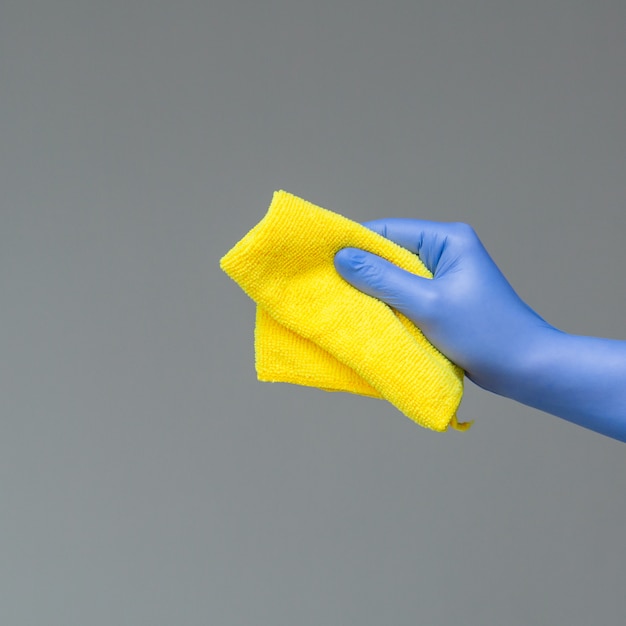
[1,1,625,624]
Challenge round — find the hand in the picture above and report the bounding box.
[334,219,552,395]
[335,219,626,441]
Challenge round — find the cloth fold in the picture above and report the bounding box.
[220,190,469,432]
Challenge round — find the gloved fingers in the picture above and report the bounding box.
[360,218,457,254]
[361,219,473,275]
[334,248,436,322]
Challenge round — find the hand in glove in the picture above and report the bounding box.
[335,219,626,442]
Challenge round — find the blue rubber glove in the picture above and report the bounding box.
[335,219,626,442]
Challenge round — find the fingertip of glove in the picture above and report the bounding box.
[334,247,365,274]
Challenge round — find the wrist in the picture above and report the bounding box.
[500,325,569,406]
[489,327,626,440]
[470,322,563,403]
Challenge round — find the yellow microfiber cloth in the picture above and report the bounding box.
[220,191,470,432]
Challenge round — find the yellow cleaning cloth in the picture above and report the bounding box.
[220,191,469,432]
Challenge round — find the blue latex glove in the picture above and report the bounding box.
[335,219,626,442]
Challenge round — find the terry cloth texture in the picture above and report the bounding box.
[220,191,469,432]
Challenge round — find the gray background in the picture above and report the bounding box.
[1,1,625,624]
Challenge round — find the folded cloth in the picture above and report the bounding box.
[220,190,470,432]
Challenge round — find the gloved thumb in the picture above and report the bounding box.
[334,248,435,323]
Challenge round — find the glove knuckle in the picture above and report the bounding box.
[354,257,388,288]
[449,222,477,240]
